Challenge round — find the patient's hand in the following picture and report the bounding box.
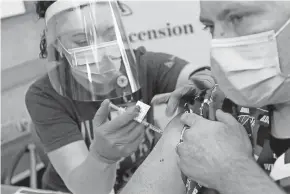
[162,114,221,194]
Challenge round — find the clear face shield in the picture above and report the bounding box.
[45,0,142,103]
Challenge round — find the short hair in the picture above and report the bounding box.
[36,1,55,58]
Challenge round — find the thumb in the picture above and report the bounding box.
[215,109,237,125]
[93,99,111,127]
[180,112,203,127]
[166,84,197,117]
[191,70,215,90]
[151,93,171,105]
[175,141,184,157]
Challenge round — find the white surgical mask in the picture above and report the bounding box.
[211,18,290,108]
[60,39,123,94]
[59,40,121,74]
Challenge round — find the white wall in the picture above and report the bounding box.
[1,82,34,125]
[1,1,45,125]
[1,0,26,19]
[1,13,44,70]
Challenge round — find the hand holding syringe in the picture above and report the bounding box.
[109,102,163,134]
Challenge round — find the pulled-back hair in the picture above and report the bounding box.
[36,1,55,58]
[35,1,55,19]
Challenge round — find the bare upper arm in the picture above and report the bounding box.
[47,140,89,183]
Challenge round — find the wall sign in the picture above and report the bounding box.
[120,1,211,66]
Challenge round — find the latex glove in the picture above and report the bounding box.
[151,69,215,117]
[90,99,145,164]
[176,110,252,190]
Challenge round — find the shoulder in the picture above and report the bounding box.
[26,75,83,153]
[25,74,72,121]
[26,74,54,100]
[26,74,61,106]
[135,47,189,68]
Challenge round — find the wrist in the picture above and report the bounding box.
[67,151,117,194]
[215,155,256,191]
[215,155,285,194]
[89,144,119,165]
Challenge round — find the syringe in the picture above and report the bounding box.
[109,103,163,134]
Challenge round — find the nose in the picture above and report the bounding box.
[212,24,237,39]
[213,24,226,39]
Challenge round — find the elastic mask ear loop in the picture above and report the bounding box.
[274,18,290,77]
[52,40,64,59]
[57,38,78,67]
[57,38,72,54]
[275,18,290,37]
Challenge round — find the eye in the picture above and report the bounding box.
[202,24,214,35]
[75,39,89,47]
[72,34,90,46]
[103,27,117,42]
[228,14,244,25]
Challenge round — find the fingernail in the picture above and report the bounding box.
[102,99,110,105]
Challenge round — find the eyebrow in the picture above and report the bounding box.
[199,2,248,24]
[216,2,261,21]
[199,16,213,24]
[71,33,88,40]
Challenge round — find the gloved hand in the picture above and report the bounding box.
[90,99,145,164]
[151,69,215,117]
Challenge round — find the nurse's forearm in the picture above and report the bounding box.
[67,152,116,194]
